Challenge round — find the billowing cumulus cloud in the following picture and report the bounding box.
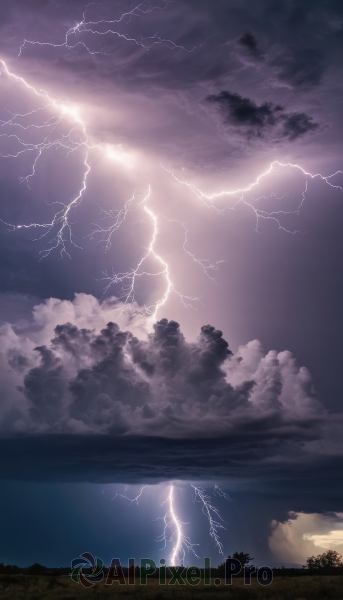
[1,293,342,489]
[0,0,343,568]
[0,293,323,437]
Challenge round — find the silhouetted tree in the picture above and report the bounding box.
[229,551,254,567]
[27,563,47,575]
[0,563,20,574]
[217,551,254,576]
[305,550,343,570]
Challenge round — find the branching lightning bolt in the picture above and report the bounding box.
[0,56,206,317]
[165,218,226,282]
[1,55,342,314]
[100,190,201,319]
[89,188,148,252]
[2,0,343,568]
[18,1,203,57]
[0,59,92,259]
[1,3,343,320]
[191,485,227,556]
[112,485,147,504]
[158,485,199,566]
[163,162,343,235]
[110,483,231,562]
[214,484,232,502]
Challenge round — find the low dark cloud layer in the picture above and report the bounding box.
[0,433,341,497]
[0,0,343,568]
[1,434,343,519]
[207,91,319,141]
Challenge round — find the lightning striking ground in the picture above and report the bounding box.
[109,483,231,563]
[2,0,343,570]
[158,485,199,566]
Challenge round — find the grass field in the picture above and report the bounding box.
[1,575,343,600]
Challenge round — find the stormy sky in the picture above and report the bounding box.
[0,0,343,568]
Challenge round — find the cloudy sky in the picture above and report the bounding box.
[0,0,343,568]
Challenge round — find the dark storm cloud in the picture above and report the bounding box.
[15,318,256,435]
[0,0,342,496]
[282,112,319,140]
[1,297,341,494]
[207,91,284,128]
[0,0,341,179]
[237,32,264,60]
[207,91,319,141]
[22,346,66,422]
[239,32,258,53]
[1,435,343,515]
[235,29,325,89]
[0,0,342,128]
[269,48,326,88]
[0,0,339,92]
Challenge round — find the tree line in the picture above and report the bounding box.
[1,549,343,576]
